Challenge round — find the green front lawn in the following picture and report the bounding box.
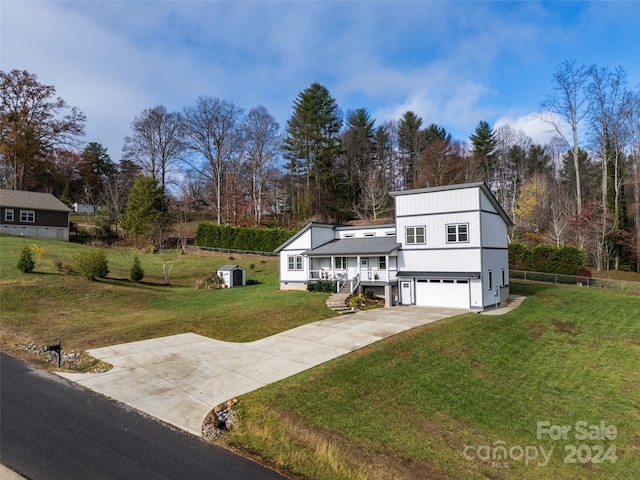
[2,234,638,479]
[0,235,335,360]
[225,283,640,480]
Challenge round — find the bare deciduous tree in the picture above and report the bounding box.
[540,60,593,214]
[122,105,185,190]
[181,97,244,224]
[244,106,281,225]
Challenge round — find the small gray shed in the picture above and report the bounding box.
[217,264,246,288]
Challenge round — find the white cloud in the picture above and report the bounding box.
[493,113,569,146]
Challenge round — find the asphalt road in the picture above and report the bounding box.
[0,352,286,480]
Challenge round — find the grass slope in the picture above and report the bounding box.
[0,235,335,365]
[226,283,640,480]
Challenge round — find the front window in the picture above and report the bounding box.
[378,256,386,269]
[20,210,35,223]
[447,223,469,243]
[5,209,14,222]
[406,226,425,245]
[334,256,347,269]
[288,255,303,271]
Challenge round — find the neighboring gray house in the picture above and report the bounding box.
[0,189,72,241]
[217,264,246,288]
[275,182,513,311]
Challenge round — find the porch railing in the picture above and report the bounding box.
[336,271,348,292]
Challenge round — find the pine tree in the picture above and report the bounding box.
[283,83,342,221]
[16,246,35,273]
[469,120,498,184]
[129,254,144,282]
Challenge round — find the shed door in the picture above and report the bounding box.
[232,269,243,286]
[415,279,469,309]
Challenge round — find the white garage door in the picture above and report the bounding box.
[415,279,470,309]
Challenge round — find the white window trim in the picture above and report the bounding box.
[20,210,35,223]
[288,255,303,271]
[334,256,347,270]
[5,208,14,222]
[446,223,469,243]
[406,226,425,245]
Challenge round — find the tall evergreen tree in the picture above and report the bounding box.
[283,83,342,221]
[341,108,376,218]
[397,111,425,189]
[469,120,498,184]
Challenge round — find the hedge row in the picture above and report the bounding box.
[195,223,296,253]
[509,243,586,275]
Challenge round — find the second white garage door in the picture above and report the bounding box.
[415,279,470,309]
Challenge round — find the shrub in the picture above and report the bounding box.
[307,280,336,293]
[508,242,531,270]
[17,246,35,273]
[349,294,366,309]
[509,242,586,275]
[54,260,63,271]
[195,223,296,252]
[129,254,144,282]
[72,249,109,281]
[364,288,375,299]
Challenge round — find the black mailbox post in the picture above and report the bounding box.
[44,340,62,368]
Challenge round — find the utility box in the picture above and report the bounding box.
[217,265,246,288]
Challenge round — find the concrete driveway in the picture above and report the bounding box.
[59,307,466,436]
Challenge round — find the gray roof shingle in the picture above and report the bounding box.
[0,190,71,212]
[303,237,400,256]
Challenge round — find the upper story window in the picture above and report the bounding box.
[363,232,375,237]
[406,226,425,245]
[447,223,469,243]
[385,231,396,236]
[20,210,35,223]
[288,255,303,271]
[334,256,347,269]
[5,209,14,222]
[378,256,386,269]
[343,233,355,238]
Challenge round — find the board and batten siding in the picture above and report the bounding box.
[398,248,481,273]
[394,187,480,217]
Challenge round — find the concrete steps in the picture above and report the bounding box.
[326,292,356,314]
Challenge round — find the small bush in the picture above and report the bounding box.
[54,260,63,271]
[129,254,145,282]
[349,294,366,309]
[364,288,374,299]
[72,249,109,281]
[246,279,260,285]
[17,246,35,273]
[310,280,336,293]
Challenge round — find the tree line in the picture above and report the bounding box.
[1,62,640,272]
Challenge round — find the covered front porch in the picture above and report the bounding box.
[303,236,401,307]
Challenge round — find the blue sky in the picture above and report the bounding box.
[2,1,640,161]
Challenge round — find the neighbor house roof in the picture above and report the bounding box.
[303,237,401,256]
[0,189,71,212]
[389,182,513,227]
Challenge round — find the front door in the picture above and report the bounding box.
[400,281,413,305]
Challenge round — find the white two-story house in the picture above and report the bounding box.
[275,182,512,311]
